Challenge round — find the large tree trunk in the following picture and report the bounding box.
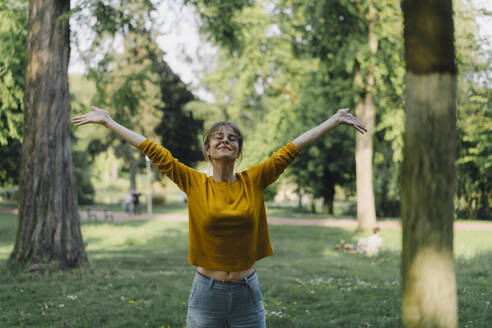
[401,0,457,327]
[10,0,88,269]
[355,2,377,232]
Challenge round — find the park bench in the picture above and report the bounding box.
[85,208,114,221]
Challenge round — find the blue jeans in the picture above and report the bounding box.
[186,271,266,328]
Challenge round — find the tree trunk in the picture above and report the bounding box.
[322,197,333,215]
[10,0,88,269]
[127,144,137,191]
[296,188,302,209]
[355,2,377,232]
[355,91,376,231]
[401,0,457,327]
[322,184,335,215]
[311,201,316,214]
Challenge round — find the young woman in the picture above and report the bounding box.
[72,106,366,327]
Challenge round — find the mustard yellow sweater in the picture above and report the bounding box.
[138,139,300,271]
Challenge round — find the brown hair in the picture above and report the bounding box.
[203,121,244,161]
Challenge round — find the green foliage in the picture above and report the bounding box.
[191,0,405,215]
[0,137,21,187]
[79,1,203,168]
[69,0,157,41]
[72,151,95,205]
[296,0,405,215]
[0,0,28,145]
[288,74,357,213]
[373,132,401,217]
[186,0,255,50]
[0,1,28,188]
[454,1,492,220]
[0,0,488,219]
[456,80,491,219]
[150,45,204,166]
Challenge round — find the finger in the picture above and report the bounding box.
[351,118,367,132]
[71,116,85,123]
[340,108,349,113]
[354,122,367,132]
[353,125,365,134]
[354,123,367,133]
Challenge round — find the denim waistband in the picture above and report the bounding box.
[194,270,258,304]
[196,270,256,284]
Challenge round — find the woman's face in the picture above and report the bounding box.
[205,126,240,162]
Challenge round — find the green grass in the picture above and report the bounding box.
[1,213,491,327]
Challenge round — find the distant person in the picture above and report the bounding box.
[72,105,366,328]
[358,227,382,256]
[123,192,133,214]
[132,190,141,214]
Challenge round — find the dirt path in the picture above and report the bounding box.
[2,206,491,231]
[78,211,492,231]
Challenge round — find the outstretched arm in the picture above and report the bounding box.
[292,108,367,151]
[71,106,146,148]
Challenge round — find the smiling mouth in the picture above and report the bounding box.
[218,147,231,151]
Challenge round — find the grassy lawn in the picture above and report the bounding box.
[0,213,491,328]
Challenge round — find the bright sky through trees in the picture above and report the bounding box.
[69,0,490,88]
[68,0,216,101]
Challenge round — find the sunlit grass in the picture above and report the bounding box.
[81,220,188,253]
[1,212,491,327]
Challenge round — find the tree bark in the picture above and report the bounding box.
[322,184,335,215]
[296,188,302,209]
[355,90,376,231]
[127,143,137,191]
[10,0,88,269]
[355,1,377,232]
[401,0,457,327]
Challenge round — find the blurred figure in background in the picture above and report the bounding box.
[358,227,382,256]
[132,190,141,214]
[124,191,133,214]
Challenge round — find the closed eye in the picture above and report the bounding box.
[213,133,238,142]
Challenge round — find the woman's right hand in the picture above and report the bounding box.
[72,106,111,127]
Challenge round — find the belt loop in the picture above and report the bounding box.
[242,272,256,305]
[243,270,255,283]
[245,282,255,305]
[207,276,215,289]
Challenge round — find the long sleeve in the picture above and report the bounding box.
[138,139,204,194]
[246,142,300,190]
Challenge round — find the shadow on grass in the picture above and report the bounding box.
[82,219,150,228]
[78,201,189,215]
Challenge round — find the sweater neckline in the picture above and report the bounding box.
[210,173,240,185]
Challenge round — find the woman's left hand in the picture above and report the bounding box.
[336,108,367,134]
